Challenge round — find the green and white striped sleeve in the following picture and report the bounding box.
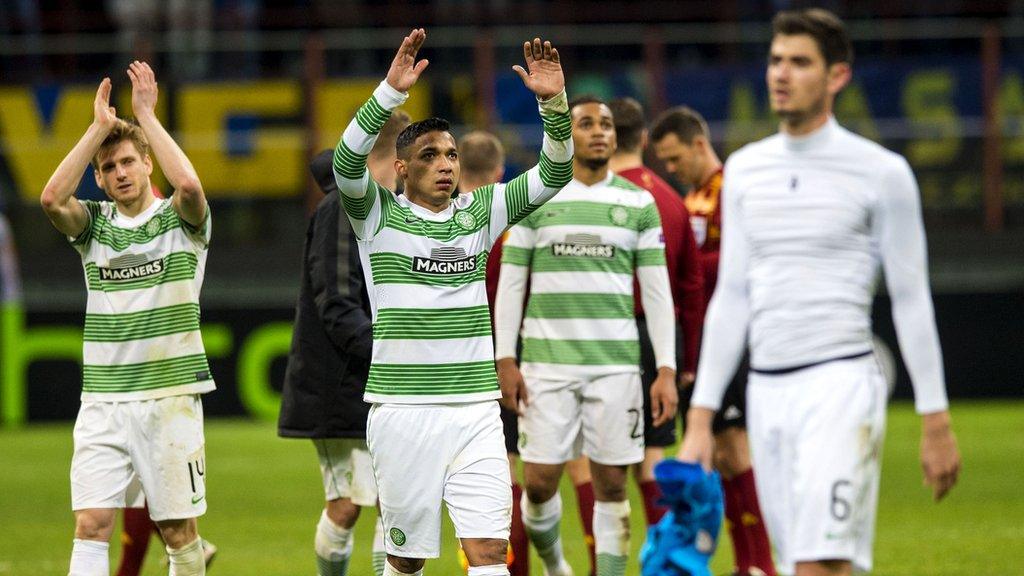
[493,221,537,360]
[635,196,666,267]
[333,80,409,240]
[488,91,573,245]
[635,192,676,370]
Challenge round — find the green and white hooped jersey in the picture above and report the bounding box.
[501,174,668,379]
[333,81,573,404]
[71,198,215,401]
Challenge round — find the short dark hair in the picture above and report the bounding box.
[772,8,853,67]
[568,94,607,114]
[459,131,505,179]
[609,97,645,153]
[649,106,710,146]
[396,117,451,159]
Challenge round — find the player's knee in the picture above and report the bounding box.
[522,466,561,503]
[387,555,425,574]
[74,509,116,541]
[156,517,197,549]
[713,429,751,478]
[462,538,509,566]
[325,498,360,529]
[523,481,559,504]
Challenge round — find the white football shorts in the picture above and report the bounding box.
[314,438,378,507]
[71,394,207,522]
[518,372,645,466]
[366,401,511,558]
[746,355,887,574]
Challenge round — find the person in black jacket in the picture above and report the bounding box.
[278,110,410,576]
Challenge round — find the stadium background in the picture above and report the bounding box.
[0,1,1021,574]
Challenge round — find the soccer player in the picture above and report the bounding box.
[649,106,775,575]
[331,30,573,576]
[40,62,214,576]
[606,96,706,526]
[495,96,679,576]
[678,9,961,576]
[279,110,410,576]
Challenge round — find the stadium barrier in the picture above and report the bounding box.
[1,294,1021,427]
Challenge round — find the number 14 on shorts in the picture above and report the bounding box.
[187,447,206,505]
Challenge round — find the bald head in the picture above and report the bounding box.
[458,130,505,192]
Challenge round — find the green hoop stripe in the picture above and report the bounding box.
[521,337,639,366]
[84,303,201,342]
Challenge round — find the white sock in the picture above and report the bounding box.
[372,517,387,576]
[382,559,423,576]
[166,536,206,576]
[315,510,353,576]
[594,500,631,576]
[522,493,569,574]
[68,539,109,576]
[467,564,510,576]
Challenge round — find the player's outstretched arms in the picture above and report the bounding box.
[128,61,207,227]
[677,406,715,471]
[512,37,564,101]
[490,38,572,235]
[332,30,423,238]
[40,79,116,238]
[386,28,429,94]
[921,410,960,501]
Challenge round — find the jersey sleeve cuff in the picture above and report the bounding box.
[374,80,410,110]
[537,90,569,114]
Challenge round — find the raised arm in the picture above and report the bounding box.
[488,38,573,241]
[128,61,206,228]
[876,157,959,500]
[39,79,115,238]
[332,29,425,239]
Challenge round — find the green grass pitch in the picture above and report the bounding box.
[1,401,1021,575]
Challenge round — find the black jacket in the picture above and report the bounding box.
[277,152,373,438]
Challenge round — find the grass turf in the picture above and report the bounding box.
[0,400,1020,575]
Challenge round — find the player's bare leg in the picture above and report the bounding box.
[317,498,360,576]
[522,462,572,575]
[70,509,117,576]
[462,537,512,575]
[157,518,205,575]
[714,427,751,479]
[590,462,630,576]
[795,559,852,576]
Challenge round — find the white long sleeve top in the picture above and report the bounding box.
[691,117,949,415]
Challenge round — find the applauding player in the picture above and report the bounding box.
[331,29,573,576]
